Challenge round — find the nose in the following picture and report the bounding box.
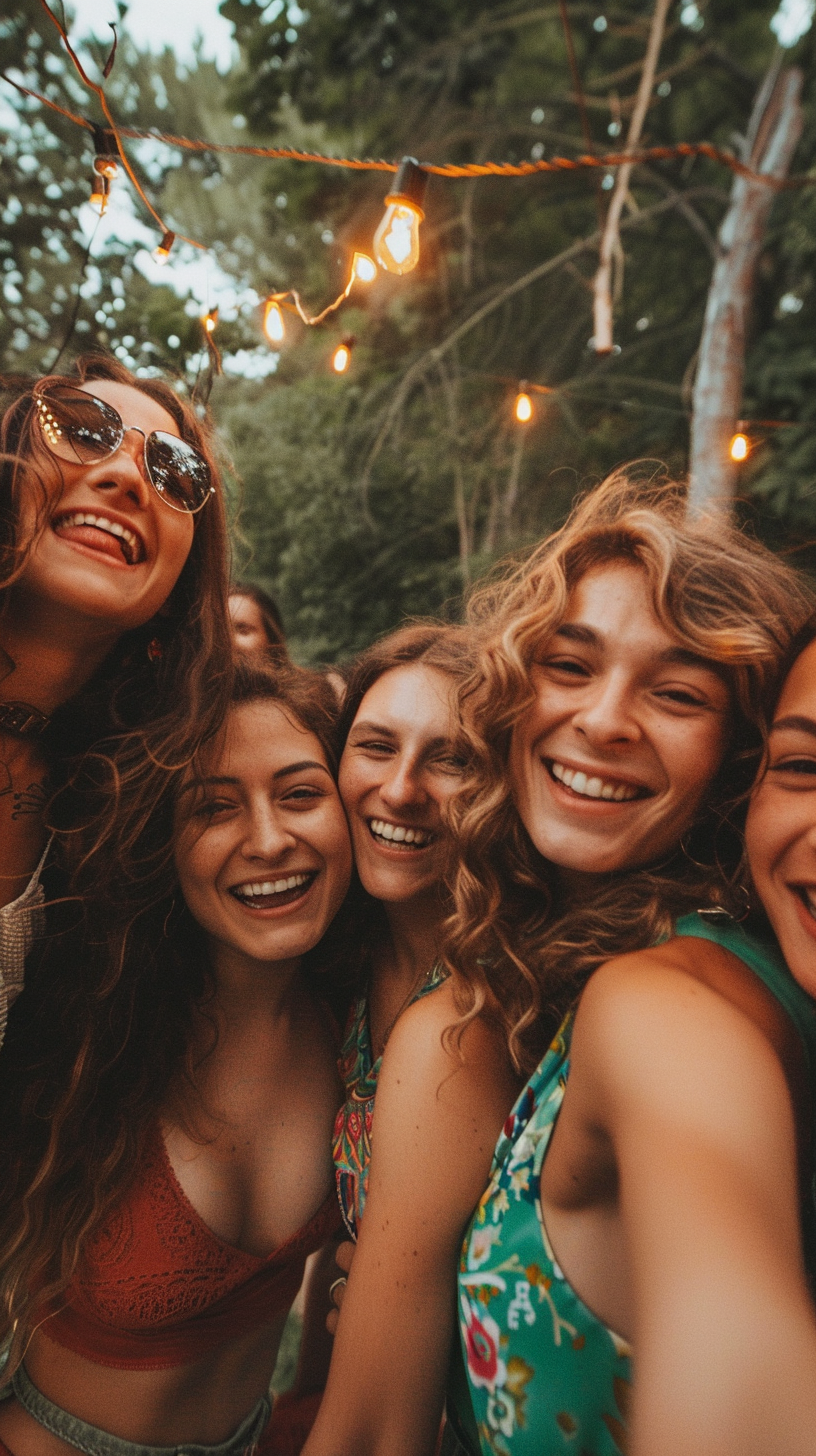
[242,801,298,862]
[91,427,152,509]
[379,753,428,811]
[571,670,642,747]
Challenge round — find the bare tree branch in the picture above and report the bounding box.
[592,0,673,354]
[359,187,727,503]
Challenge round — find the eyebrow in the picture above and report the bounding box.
[178,760,331,794]
[771,715,816,739]
[552,624,723,673]
[348,720,455,752]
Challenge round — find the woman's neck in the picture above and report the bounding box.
[377,891,447,987]
[205,939,304,1029]
[1,591,121,713]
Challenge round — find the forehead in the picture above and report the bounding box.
[205,700,329,777]
[776,639,816,718]
[78,379,180,440]
[355,663,456,735]
[563,562,671,643]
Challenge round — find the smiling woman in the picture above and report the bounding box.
[439,471,816,1456]
[0,658,351,1456]
[0,354,231,1043]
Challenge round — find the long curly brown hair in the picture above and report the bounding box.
[0,354,234,879]
[0,657,358,1367]
[444,470,815,1073]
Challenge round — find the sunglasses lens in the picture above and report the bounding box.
[36,386,122,463]
[146,432,212,513]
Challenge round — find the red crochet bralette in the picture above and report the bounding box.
[42,1122,340,1370]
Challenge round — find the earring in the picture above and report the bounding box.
[147,637,164,662]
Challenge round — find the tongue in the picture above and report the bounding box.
[55,523,130,563]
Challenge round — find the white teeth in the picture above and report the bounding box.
[55,512,141,563]
[234,873,310,898]
[370,819,431,847]
[550,761,640,802]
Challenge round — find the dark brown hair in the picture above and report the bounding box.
[445,470,816,1071]
[0,657,353,1364]
[230,580,288,658]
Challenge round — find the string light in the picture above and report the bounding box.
[263,299,286,344]
[515,386,533,423]
[152,230,175,265]
[89,173,110,215]
[332,337,354,373]
[203,307,218,333]
[730,432,750,462]
[373,157,427,276]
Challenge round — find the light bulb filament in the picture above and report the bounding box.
[515,391,533,423]
[730,432,749,462]
[264,300,286,344]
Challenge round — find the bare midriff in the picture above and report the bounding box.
[0,1316,290,1456]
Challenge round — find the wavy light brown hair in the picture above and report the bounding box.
[0,657,354,1366]
[444,469,816,1072]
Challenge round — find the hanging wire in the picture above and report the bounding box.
[3,69,815,193]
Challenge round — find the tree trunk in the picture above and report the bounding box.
[686,66,803,519]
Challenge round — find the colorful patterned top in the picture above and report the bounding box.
[333,963,447,1240]
[448,912,816,1456]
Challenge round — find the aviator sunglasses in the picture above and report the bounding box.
[33,383,215,515]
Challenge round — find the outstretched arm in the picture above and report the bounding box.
[571,955,816,1456]
[303,983,519,1456]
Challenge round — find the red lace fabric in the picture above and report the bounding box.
[43,1123,340,1370]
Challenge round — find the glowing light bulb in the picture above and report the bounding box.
[332,342,352,373]
[89,175,109,215]
[515,391,533,423]
[352,252,377,283]
[203,308,218,334]
[264,300,285,345]
[730,432,749,462]
[374,202,422,275]
[153,230,175,266]
[372,157,427,277]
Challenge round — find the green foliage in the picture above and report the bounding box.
[3,0,816,659]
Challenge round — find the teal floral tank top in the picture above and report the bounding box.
[333,964,447,1240]
[451,1012,631,1456]
[449,912,816,1456]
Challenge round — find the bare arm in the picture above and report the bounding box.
[303,984,519,1456]
[572,956,816,1456]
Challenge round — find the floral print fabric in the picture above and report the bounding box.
[452,1015,632,1456]
[333,963,447,1240]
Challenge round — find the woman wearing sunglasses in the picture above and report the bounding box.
[0,355,230,1044]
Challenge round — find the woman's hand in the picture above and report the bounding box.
[326,1240,354,1336]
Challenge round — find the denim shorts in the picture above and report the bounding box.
[1,1361,271,1456]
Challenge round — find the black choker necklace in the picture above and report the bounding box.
[0,701,51,737]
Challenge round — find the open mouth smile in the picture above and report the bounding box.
[368,818,434,850]
[52,511,146,566]
[230,871,316,909]
[548,760,650,803]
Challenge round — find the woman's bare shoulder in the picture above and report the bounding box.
[569,946,797,1159]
